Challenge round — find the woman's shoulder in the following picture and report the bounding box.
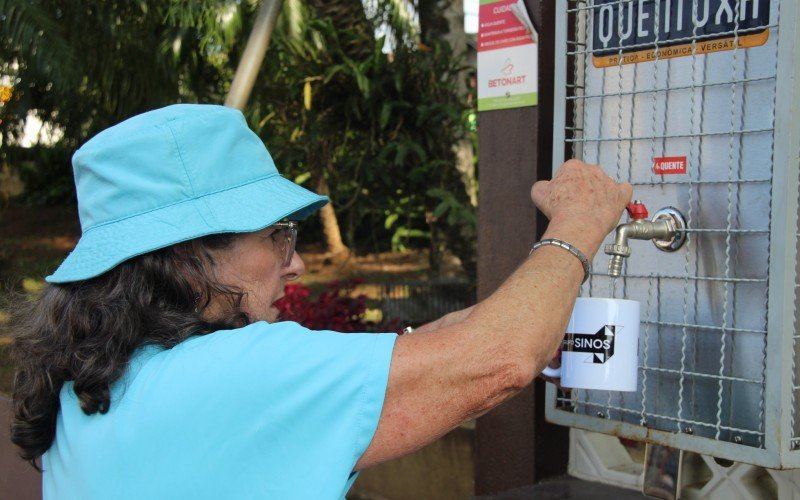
[152,321,331,367]
[124,323,392,400]
[174,320,310,352]
[176,320,384,352]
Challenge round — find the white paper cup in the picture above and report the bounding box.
[541,297,640,392]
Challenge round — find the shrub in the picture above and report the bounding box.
[274,279,399,333]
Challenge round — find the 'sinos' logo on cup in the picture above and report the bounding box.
[563,326,617,364]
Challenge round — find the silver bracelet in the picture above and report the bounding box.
[530,238,591,284]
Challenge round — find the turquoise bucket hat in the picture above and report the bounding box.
[46,104,328,283]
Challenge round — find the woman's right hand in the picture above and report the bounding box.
[530,159,633,259]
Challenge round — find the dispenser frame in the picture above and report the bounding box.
[545,0,800,469]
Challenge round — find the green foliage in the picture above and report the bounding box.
[1,0,477,278]
[0,0,252,203]
[4,145,75,205]
[250,2,477,277]
[428,187,477,227]
[0,0,79,96]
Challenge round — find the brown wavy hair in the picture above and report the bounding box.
[10,234,249,469]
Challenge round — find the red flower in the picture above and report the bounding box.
[274,279,399,333]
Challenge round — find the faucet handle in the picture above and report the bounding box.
[626,200,649,220]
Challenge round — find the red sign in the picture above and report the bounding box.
[478,0,535,53]
[653,156,687,175]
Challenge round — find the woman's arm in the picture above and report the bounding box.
[410,306,475,334]
[355,160,631,470]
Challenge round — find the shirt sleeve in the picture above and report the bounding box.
[154,321,397,498]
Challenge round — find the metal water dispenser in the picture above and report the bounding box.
[546,0,800,495]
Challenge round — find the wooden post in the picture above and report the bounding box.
[475,1,570,494]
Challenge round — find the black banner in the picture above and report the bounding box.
[591,0,770,60]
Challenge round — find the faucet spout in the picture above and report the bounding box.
[604,202,686,278]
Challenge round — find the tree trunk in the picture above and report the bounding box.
[443,0,468,94]
[419,1,477,207]
[314,174,350,258]
[303,0,371,260]
[441,0,478,207]
[418,0,450,46]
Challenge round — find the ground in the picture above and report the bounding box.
[0,204,465,394]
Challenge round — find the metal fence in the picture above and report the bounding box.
[366,279,475,327]
[546,0,800,468]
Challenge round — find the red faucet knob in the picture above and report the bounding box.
[626,201,649,220]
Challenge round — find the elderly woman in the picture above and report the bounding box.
[11,104,631,498]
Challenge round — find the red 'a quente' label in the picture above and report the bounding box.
[653,156,687,175]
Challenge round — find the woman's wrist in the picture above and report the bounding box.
[530,239,591,283]
[541,215,605,262]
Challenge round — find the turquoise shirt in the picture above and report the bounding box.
[43,321,397,499]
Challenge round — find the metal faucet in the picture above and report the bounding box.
[604,201,687,278]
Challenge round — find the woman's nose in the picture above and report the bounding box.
[282,252,305,281]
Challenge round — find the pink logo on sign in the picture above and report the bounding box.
[653,156,687,175]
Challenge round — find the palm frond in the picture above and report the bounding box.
[371,0,420,47]
[164,0,248,54]
[0,0,79,92]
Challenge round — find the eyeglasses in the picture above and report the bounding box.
[270,221,298,267]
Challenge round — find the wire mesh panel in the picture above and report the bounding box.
[546,0,800,467]
[792,148,800,452]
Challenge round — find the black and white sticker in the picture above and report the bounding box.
[563,325,618,364]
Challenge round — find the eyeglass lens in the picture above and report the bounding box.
[272,223,297,267]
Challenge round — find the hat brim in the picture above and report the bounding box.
[46,175,328,283]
